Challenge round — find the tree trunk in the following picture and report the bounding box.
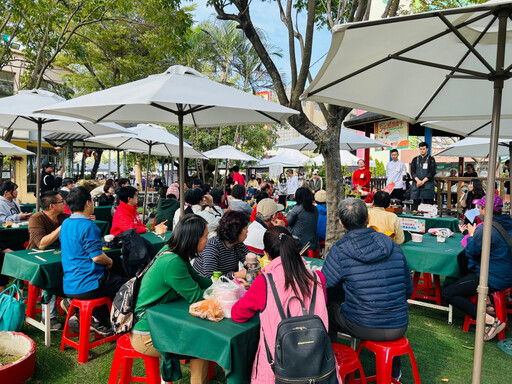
[90,149,104,179]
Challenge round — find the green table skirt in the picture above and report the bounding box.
[398,214,459,242]
[20,204,36,213]
[147,300,260,384]
[0,220,110,251]
[306,233,463,278]
[94,205,113,224]
[1,231,171,293]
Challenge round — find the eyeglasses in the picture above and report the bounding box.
[53,201,65,205]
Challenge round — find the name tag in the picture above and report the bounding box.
[423,163,428,170]
[396,166,400,172]
[360,173,365,179]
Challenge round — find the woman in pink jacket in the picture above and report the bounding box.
[231,226,339,383]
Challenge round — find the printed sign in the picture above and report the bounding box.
[374,120,409,151]
[399,217,426,233]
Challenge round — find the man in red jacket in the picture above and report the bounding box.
[111,186,154,237]
[352,159,372,191]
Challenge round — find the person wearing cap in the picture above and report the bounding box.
[286,169,299,200]
[310,169,323,193]
[315,190,327,242]
[385,149,407,201]
[244,198,285,256]
[443,194,512,341]
[368,191,405,245]
[41,160,63,195]
[352,159,372,192]
[154,183,180,230]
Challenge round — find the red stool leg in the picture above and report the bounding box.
[433,274,442,306]
[108,345,124,384]
[492,291,507,340]
[25,284,40,318]
[207,361,216,380]
[77,301,94,364]
[406,344,422,384]
[144,355,162,384]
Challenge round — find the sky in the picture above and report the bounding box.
[189,1,334,86]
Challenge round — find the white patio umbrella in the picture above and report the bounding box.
[0,89,129,210]
[434,137,511,158]
[36,65,297,214]
[301,1,512,379]
[0,140,35,156]
[87,124,206,219]
[203,145,257,162]
[279,127,390,151]
[256,149,313,167]
[313,151,376,167]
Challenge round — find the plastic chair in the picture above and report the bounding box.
[505,288,512,315]
[61,297,120,363]
[24,282,43,318]
[463,290,508,340]
[356,337,421,384]
[307,249,321,259]
[109,334,164,384]
[410,272,442,305]
[332,343,367,384]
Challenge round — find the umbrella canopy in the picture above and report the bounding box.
[86,124,206,158]
[434,137,511,158]
[302,1,512,380]
[0,140,35,156]
[279,127,390,151]
[36,65,298,215]
[423,119,512,138]
[87,123,206,219]
[203,145,257,162]
[256,149,313,167]
[0,89,129,210]
[313,151,376,167]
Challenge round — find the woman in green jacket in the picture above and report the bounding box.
[130,214,212,383]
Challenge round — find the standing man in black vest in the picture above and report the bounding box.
[410,142,437,211]
[41,161,63,195]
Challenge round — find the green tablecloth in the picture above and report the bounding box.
[1,231,171,292]
[398,214,459,242]
[94,205,113,224]
[0,220,110,250]
[147,300,260,384]
[20,204,36,213]
[306,233,463,278]
[400,233,463,278]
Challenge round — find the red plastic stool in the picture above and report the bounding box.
[332,343,367,384]
[24,282,43,318]
[109,334,164,384]
[356,337,421,384]
[505,288,512,315]
[307,249,321,259]
[61,297,120,363]
[410,272,442,305]
[463,290,508,340]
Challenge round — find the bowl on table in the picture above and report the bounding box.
[411,233,423,243]
[428,228,453,237]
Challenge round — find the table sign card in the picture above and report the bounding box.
[399,217,426,233]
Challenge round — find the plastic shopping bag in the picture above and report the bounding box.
[203,276,245,318]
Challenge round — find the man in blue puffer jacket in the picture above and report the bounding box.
[323,198,412,380]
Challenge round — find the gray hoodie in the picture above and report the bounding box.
[0,196,22,223]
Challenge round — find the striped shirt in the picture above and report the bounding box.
[193,236,249,279]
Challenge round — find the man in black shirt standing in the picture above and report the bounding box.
[41,161,63,195]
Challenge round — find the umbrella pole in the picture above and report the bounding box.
[117,150,121,179]
[472,10,507,384]
[142,144,152,225]
[509,145,512,218]
[222,159,229,190]
[35,121,42,212]
[179,113,185,216]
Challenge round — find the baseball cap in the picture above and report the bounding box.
[42,161,55,169]
[257,198,284,217]
[473,194,503,209]
[313,169,319,175]
[166,183,179,199]
[315,190,326,203]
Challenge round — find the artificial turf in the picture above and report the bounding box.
[21,304,510,383]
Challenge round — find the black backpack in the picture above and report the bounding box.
[117,229,156,278]
[263,273,338,384]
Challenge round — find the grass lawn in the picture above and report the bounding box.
[20,303,510,384]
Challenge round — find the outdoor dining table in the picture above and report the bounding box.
[20,203,36,213]
[94,205,113,224]
[146,300,260,384]
[398,213,459,242]
[0,220,111,250]
[1,231,171,346]
[306,233,464,323]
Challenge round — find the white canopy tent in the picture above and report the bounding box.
[255,149,314,180]
[313,151,376,167]
[203,145,257,162]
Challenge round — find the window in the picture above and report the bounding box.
[0,71,15,97]
[26,146,58,193]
